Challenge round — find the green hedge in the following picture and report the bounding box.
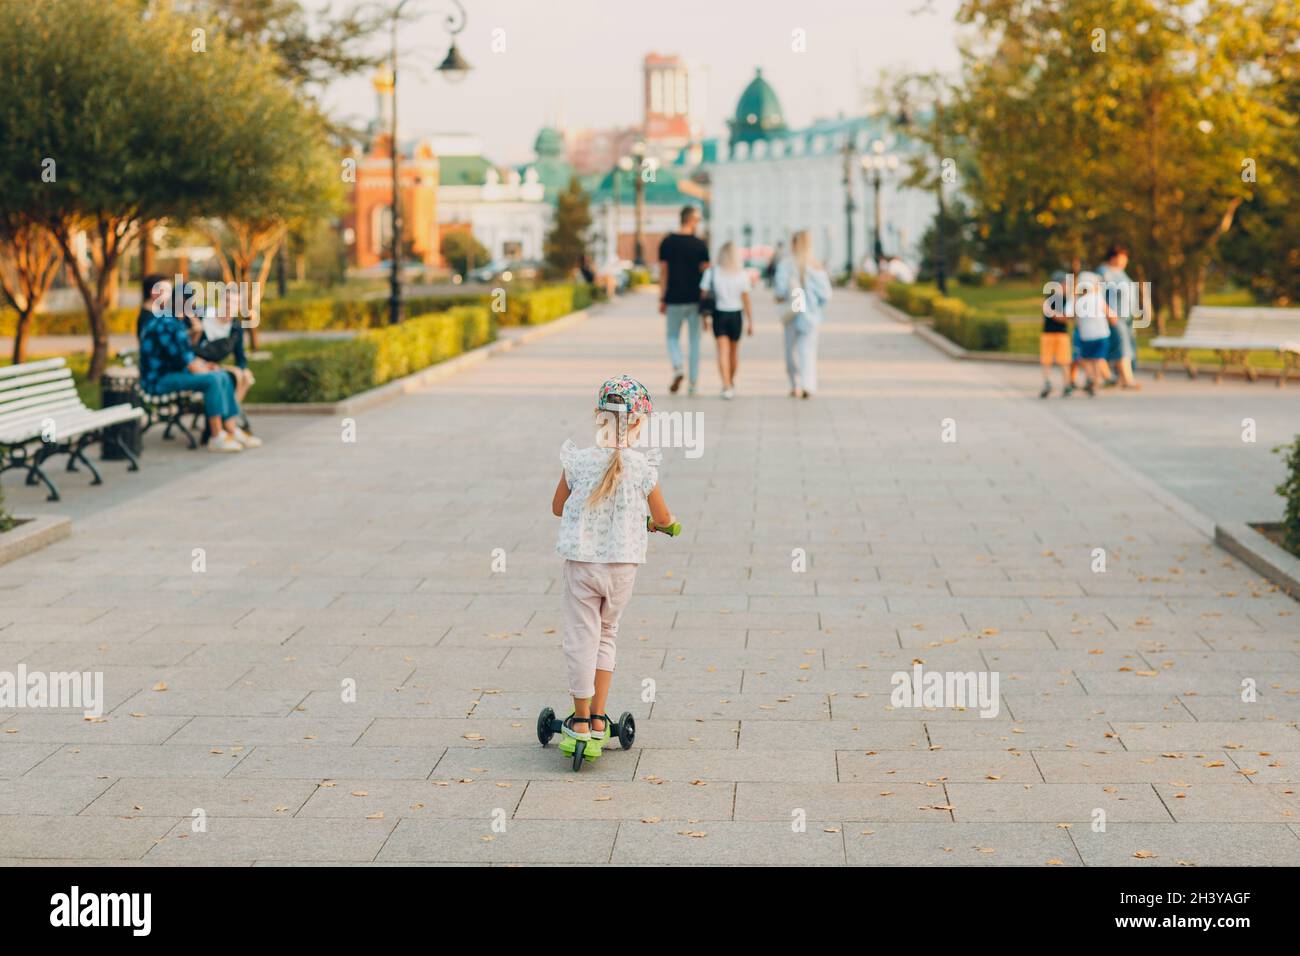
[0,306,137,337]
[258,292,489,332]
[278,306,494,403]
[0,481,11,533]
[1277,434,1300,556]
[887,284,1009,352]
[497,284,594,327]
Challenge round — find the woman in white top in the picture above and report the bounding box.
[774,229,833,399]
[700,241,753,399]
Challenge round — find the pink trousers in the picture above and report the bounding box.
[561,560,638,699]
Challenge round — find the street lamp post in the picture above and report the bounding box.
[386,0,471,325]
[841,137,856,277]
[861,140,899,265]
[630,142,652,267]
[615,158,632,265]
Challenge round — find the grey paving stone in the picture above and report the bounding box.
[1228,750,1300,784]
[734,782,952,821]
[945,782,1172,822]
[0,742,61,778]
[649,692,830,721]
[0,814,177,860]
[226,745,443,780]
[80,778,321,818]
[611,820,845,865]
[377,818,619,864]
[1,713,192,745]
[637,748,837,783]
[1033,750,1245,784]
[166,715,371,747]
[1152,783,1296,822]
[25,745,249,778]
[845,822,1082,866]
[1070,823,1300,866]
[0,776,115,814]
[837,749,1042,783]
[926,720,1123,751]
[1112,721,1300,752]
[738,720,928,751]
[430,746,640,782]
[515,779,735,821]
[296,778,524,819]
[147,817,395,862]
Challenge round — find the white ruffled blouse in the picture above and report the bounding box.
[556,439,661,564]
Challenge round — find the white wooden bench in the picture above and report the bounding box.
[1151,306,1300,385]
[0,357,145,501]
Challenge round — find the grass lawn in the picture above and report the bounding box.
[3,337,349,409]
[911,280,1284,368]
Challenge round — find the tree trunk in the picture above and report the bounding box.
[11,309,31,365]
[140,221,156,275]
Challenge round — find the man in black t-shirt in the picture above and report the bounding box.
[658,205,709,394]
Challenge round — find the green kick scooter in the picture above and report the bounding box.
[536,518,681,771]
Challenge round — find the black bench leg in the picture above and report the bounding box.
[21,456,60,502]
[111,431,141,472]
[72,439,103,485]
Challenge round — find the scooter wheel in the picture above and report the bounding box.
[572,741,585,772]
[617,712,636,750]
[537,707,556,747]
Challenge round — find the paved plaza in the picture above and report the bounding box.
[1,288,1298,866]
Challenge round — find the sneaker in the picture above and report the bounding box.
[669,372,684,394]
[1063,383,1076,397]
[721,388,734,400]
[208,433,243,453]
[232,428,262,449]
[687,384,697,396]
[1084,381,1096,397]
[1039,382,1052,399]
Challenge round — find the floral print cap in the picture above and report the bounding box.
[597,375,653,416]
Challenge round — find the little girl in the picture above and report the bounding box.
[551,375,674,754]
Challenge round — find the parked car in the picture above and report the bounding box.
[470,259,543,284]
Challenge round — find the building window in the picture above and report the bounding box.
[674,71,688,114]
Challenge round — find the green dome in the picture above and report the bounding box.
[533,126,564,158]
[730,68,786,145]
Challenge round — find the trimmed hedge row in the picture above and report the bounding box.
[0,306,137,337]
[4,283,597,336]
[1277,434,1300,557]
[278,306,494,403]
[884,282,1010,352]
[258,291,491,331]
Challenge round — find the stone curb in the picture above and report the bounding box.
[1215,522,1300,600]
[0,514,72,568]
[246,307,596,417]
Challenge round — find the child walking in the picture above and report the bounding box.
[551,375,675,754]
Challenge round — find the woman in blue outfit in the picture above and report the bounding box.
[773,230,833,399]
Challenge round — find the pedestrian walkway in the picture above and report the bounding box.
[0,288,1296,866]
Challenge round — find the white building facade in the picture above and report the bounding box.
[705,72,938,273]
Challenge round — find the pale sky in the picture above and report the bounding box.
[321,0,965,163]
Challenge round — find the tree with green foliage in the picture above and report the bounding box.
[948,0,1298,330]
[440,230,490,278]
[187,0,383,91]
[544,178,593,278]
[0,0,345,373]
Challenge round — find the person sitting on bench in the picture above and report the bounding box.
[137,274,259,453]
